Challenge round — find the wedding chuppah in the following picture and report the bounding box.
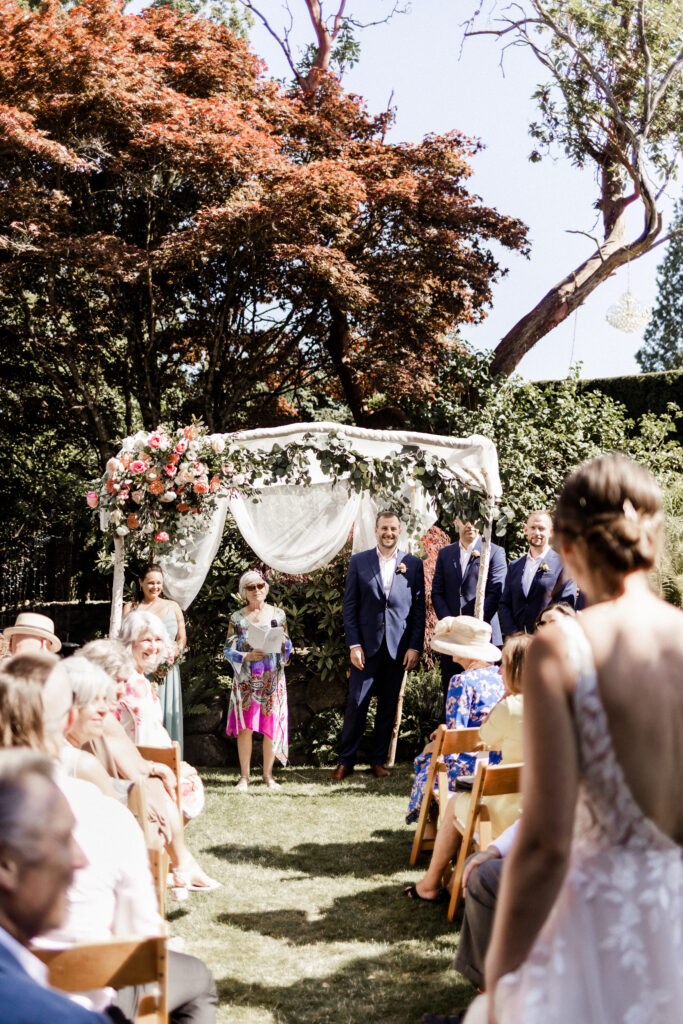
[93,421,504,637]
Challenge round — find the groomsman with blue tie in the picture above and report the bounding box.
[499,511,577,636]
[332,511,425,780]
[431,519,508,700]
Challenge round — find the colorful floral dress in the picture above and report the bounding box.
[406,664,504,824]
[224,608,292,765]
[116,670,204,819]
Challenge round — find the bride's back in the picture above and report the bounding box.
[552,453,683,845]
[579,591,683,844]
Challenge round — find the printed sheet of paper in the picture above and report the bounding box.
[247,622,285,655]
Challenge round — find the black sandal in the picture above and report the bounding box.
[403,883,447,903]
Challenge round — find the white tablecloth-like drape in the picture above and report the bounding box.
[156,423,502,610]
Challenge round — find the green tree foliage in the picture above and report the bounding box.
[637,199,683,371]
[0,0,527,470]
[465,1,683,375]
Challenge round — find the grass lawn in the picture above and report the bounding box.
[172,763,476,1024]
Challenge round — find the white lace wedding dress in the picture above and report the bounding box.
[467,616,683,1024]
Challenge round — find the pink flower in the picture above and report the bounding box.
[148,479,164,495]
[164,464,178,478]
[130,460,147,474]
[148,433,161,448]
[174,440,187,455]
[184,425,197,440]
[193,480,209,494]
[86,491,99,508]
[155,531,170,542]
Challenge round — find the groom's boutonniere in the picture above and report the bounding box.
[539,562,550,574]
[471,550,480,559]
[396,562,407,575]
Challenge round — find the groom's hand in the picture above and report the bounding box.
[350,646,365,670]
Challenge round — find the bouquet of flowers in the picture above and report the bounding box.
[88,423,232,561]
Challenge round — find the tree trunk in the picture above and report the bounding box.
[325,304,370,425]
[490,198,662,377]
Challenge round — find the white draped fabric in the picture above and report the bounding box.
[156,423,502,611]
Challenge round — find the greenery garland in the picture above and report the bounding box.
[89,423,496,563]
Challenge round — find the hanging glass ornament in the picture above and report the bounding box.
[605,291,652,333]
[605,259,652,333]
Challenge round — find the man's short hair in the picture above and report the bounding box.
[526,510,553,525]
[2,651,59,686]
[375,510,401,527]
[0,749,56,864]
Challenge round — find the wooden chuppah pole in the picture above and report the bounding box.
[109,535,126,637]
[474,515,493,619]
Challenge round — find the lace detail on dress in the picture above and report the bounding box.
[560,616,676,854]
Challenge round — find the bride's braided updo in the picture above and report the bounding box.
[554,454,663,576]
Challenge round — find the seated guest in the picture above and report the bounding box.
[0,655,218,1024]
[405,635,529,903]
[534,600,576,631]
[406,617,504,831]
[118,611,204,820]
[452,633,531,839]
[0,747,113,1024]
[499,511,576,637]
[2,611,62,657]
[421,821,520,1024]
[63,653,218,894]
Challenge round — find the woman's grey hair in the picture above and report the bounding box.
[74,639,136,683]
[61,656,116,707]
[238,570,269,602]
[0,748,57,863]
[119,610,168,648]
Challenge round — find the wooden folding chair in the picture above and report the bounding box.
[137,741,183,822]
[34,932,168,1024]
[446,760,523,920]
[410,725,482,866]
[127,781,169,919]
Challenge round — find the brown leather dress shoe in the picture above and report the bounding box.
[370,764,390,778]
[330,764,353,781]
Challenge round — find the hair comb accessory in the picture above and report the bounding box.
[622,499,639,522]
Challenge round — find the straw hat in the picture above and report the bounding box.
[4,612,62,653]
[430,615,501,663]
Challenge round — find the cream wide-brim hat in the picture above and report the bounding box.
[430,615,501,663]
[4,611,62,653]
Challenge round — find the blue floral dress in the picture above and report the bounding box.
[406,665,505,824]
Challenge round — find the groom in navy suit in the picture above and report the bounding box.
[499,511,577,636]
[332,511,425,780]
[431,519,508,700]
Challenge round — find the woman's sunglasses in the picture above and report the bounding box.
[246,582,266,591]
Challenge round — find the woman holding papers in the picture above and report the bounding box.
[224,569,292,790]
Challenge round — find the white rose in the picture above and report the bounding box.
[106,457,122,475]
[210,436,226,454]
[115,525,129,536]
[142,523,155,534]
[160,491,177,503]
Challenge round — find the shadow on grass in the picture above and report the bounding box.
[207,834,412,877]
[216,882,459,945]
[215,944,475,1024]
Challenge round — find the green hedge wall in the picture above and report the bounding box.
[577,370,683,442]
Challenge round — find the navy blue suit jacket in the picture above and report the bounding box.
[343,548,425,660]
[0,941,112,1024]
[499,548,577,636]
[431,536,507,646]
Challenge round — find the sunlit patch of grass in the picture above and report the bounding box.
[173,764,474,1024]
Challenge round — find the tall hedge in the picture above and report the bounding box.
[576,370,683,443]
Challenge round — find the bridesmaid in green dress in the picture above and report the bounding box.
[122,562,187,755]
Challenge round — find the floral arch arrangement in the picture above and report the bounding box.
[90,421,503,633]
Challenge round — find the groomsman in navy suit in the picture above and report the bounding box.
[499,511,577,636]
[332,511,425,780]
[431,519,508,700]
